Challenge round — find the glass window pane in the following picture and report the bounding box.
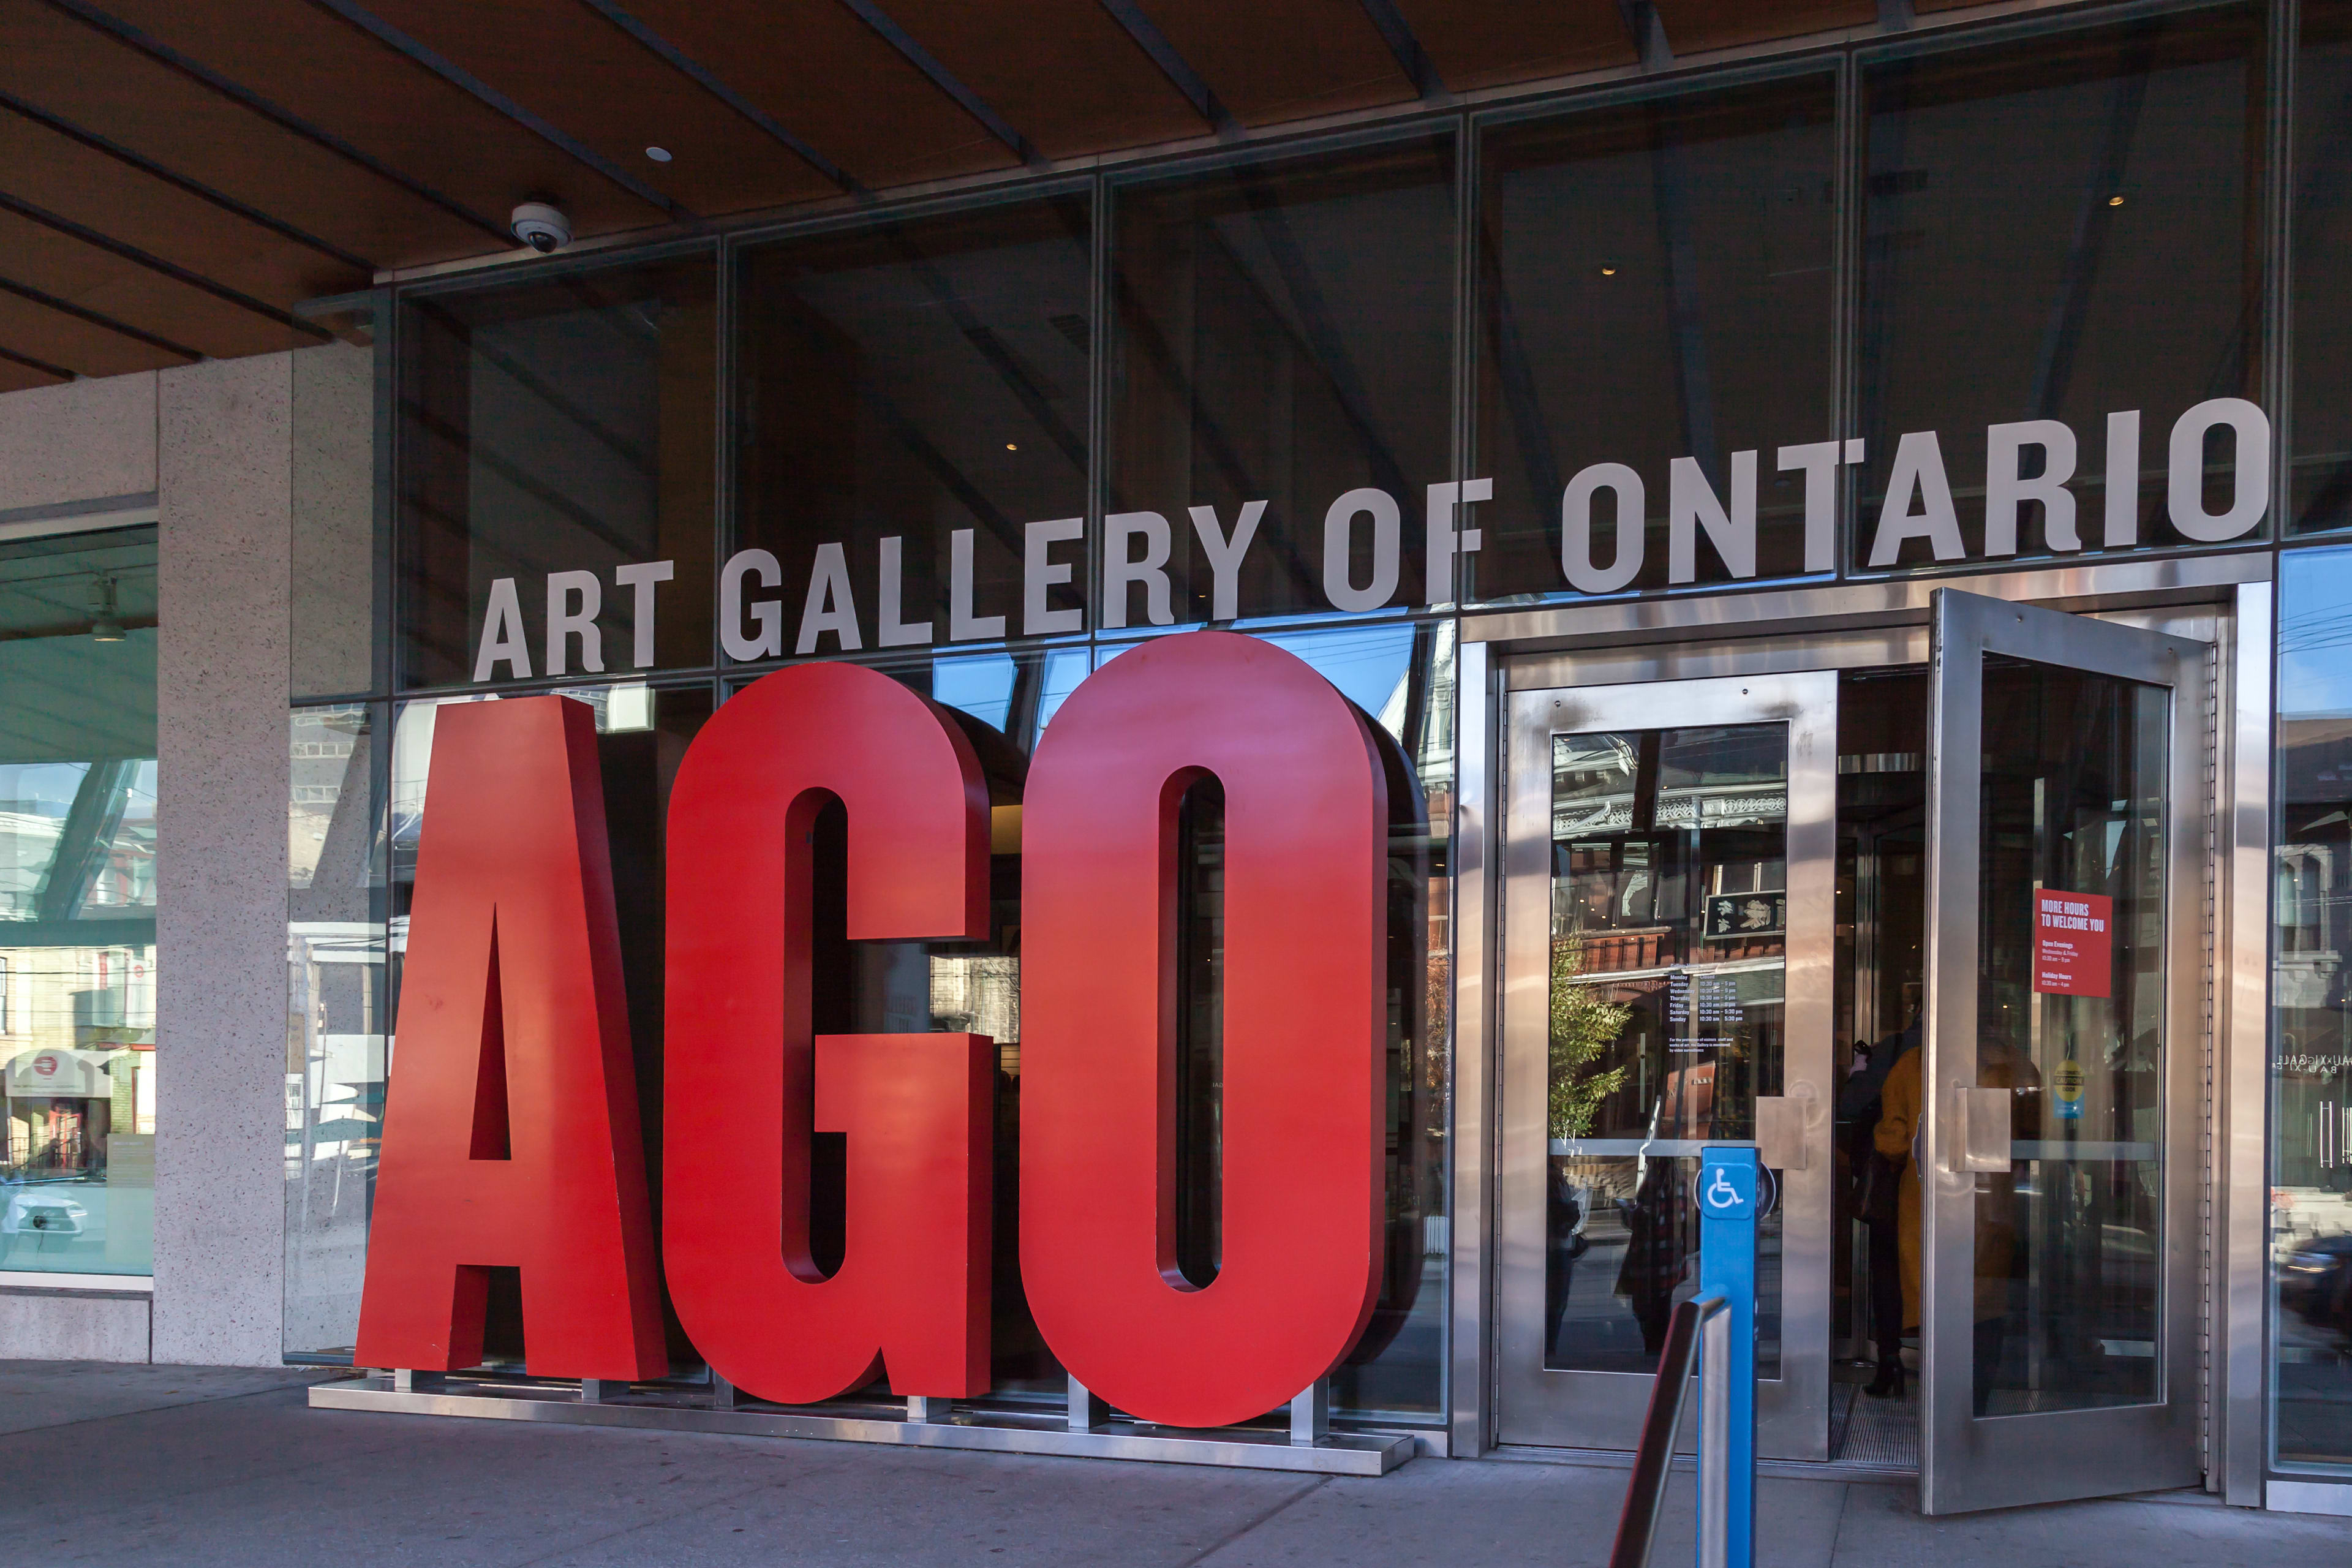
[1106,134,1457,623]
[2274,546,2352,1471]
[285,703,386,1357]
[734,196,1093,659]
[1546,721,1785,1376]
[397,253,717,689]
[1972,656,2168,1415]
[0,522,156,1277]
[2290,1,2352,535]
[1472,74,1836,603]
[1857,9,2264,569]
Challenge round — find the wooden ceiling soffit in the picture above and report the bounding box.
[0,206,296,360]
[614,0,1019,193]
[1133,0,1419,127]
[84,0,668,253]
[351,0,840,219]
[883,0,1209,160]
[1,0,505,271]
[0,284,192,380]
[1387,1,1638,93]
[1650,0,1878,58]
[0,111,366,310]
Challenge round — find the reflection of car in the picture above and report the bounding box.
[1,1187,88,1239]
[2282,1235,2352,1343]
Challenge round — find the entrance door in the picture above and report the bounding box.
[1496,671,1838,1457]
[1916,589,2206,1513]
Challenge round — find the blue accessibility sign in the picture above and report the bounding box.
[1697,1155,1756,1219]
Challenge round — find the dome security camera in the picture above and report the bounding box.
[510,202,573,255]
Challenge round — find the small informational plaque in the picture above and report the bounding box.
[1702,890,1785,942]
[2032,889,2113,997]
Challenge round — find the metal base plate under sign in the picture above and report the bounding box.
[309,1375,1419,1476]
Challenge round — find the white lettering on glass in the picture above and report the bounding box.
[474,576,532,682]
[1774,440,1843,574]
[719,548,784,661]
[1189,500,1265,622]
[876,535,931,647]
[1024,517,1085,636]
[1983,420,2078,555]
[1668,450,1757,584]
[2167,398,2270,542]
[545,570,604,676]
[1424,478,1490,607]
[1103,511,1174,630]
[2105,410,2142,547]
[1322,488,1401,612]
[612,559,673,669]
[796,541,862,654]
[1561,462,1644,594]
[949,527,1005,641]
[1868,430,1964,567]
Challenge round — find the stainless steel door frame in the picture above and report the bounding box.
[1918,589,2207,1514]
[1496,671,1838,1457]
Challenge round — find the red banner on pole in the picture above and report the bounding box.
[2032,889,2113,998]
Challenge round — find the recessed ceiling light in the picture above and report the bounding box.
[646,146,673,163]
[1006,442,1019,451]
[2108,194,2124,206]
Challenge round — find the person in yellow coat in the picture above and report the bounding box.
[1875,1030,2040,1412]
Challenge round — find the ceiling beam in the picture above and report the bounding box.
[0,189,329,339]
[575,0,859,194]
[838,0,1046,170]
[0,274,202,363]
[0,92,376,273]
[39,0,513,246]
[303,0,693,219]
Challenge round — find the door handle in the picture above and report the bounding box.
[1754,1088,1812,1171]
[1956,1086,2011,1173]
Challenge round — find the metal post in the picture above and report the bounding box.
[906,1395,951,1424]
[1695,1146,1759,1568]
[1067,1376,1109,1433]
[1288,1378,1332,1446]
[580,1378,618,1404]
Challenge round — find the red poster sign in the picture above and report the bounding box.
[2032,889,2113,998]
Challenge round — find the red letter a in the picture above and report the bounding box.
[355,696,666,1379]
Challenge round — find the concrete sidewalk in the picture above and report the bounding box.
[0,1363,2345,1567]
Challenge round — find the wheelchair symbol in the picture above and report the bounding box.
[1705,1168,1742,1210]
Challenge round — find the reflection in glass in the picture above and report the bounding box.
[1106,135,1455,623]
[736,197,1091,657]
[1545,723,1785,1373]
[2273,546,2352,1469]
[286,704,386,1355]
[0,523,157,1276]
[1968,655,2166,1415]
[398,254,717,687]
[1473,74,1836,601]
[1857,9,2261,568]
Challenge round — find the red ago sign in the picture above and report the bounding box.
[353,631,1387,1430]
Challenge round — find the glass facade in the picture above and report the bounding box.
[0,523,156,1276]
[2274,546,2352,1473]
[287,0,2352,1470]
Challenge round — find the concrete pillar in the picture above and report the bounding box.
[152,355,292,1366]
